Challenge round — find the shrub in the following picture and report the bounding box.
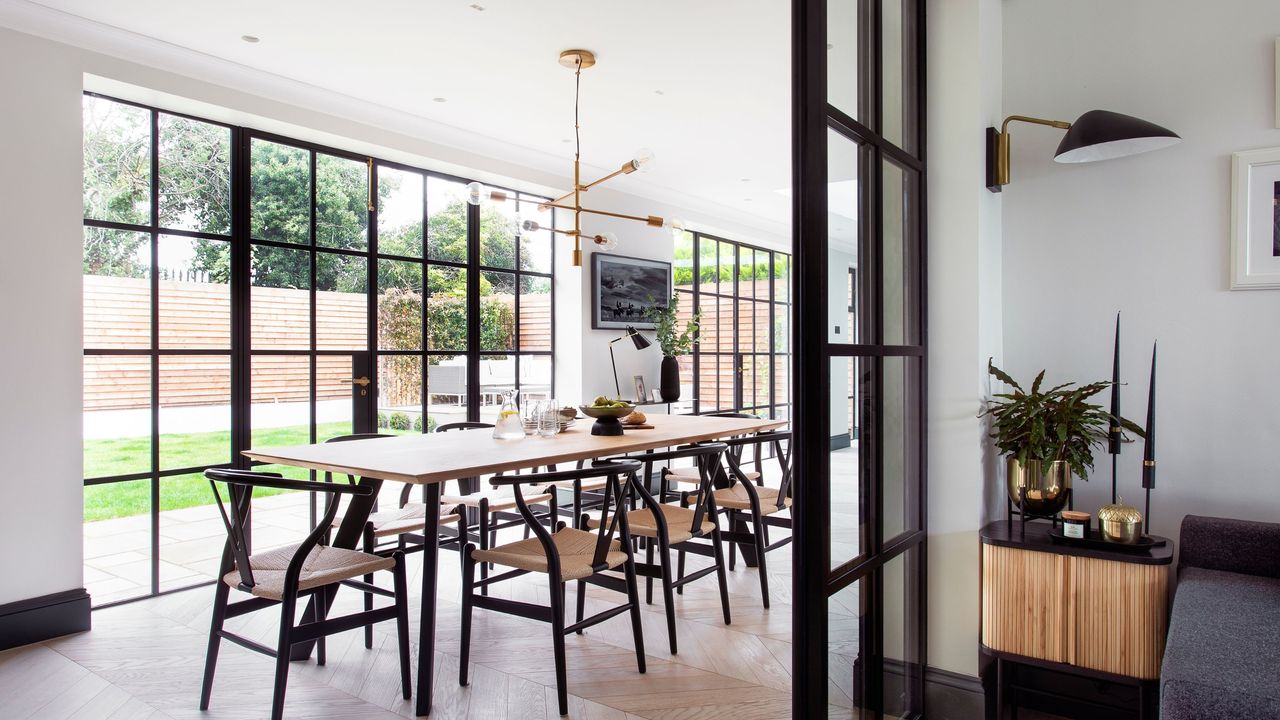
[377,411,388,428]
[389,412,411,431]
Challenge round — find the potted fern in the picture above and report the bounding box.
[980,360,1144,514]
[647,295,701,402]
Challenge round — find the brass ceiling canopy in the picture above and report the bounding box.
[466,48,683,266]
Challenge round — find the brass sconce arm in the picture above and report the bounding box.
[988,115,1072,192]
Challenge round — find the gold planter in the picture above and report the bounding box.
[1005,457,1072,515]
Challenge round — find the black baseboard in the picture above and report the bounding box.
[830,432,852,450]
[0,588,91,651]
[926,666,985,720]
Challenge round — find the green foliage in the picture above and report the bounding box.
[377,411,388,428]
[412,415,438,433]
[648,294,701,358]
[671,235,788,287]
[388,412,411,431]
[979,360,1145,480]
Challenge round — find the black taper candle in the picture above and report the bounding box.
[1142,342,1157,490]
[1109,313,1121,503]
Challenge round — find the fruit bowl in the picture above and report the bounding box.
[578,404,634,419]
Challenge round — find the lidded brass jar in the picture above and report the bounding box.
[1098,501,1143,544]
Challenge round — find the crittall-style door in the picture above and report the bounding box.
[791,1,927,718]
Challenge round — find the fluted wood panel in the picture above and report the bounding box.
[1071,556,1168,679]
[981,544,1070,663]
[982,543,1169,680]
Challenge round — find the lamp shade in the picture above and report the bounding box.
[1054,110,1180,164]
[626,325,652,350]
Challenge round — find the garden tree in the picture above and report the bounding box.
[82,97,149,276]
[83,228,147,278]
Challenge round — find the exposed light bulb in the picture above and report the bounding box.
[630,148,656,172]
[664,217,687,232]
[465,181,486,206]
[521,219,542,233]
[593,232,619,252]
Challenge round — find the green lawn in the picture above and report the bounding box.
[84,421,412,522]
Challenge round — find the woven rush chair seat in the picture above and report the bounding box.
[363,503,462,539]
[472,527,627,581]
[699,485,791,514]
[541,476,609,492]
[590,504,715,544]
[667,467,760,484]
[222,543,394,601]
[442,487,553,512]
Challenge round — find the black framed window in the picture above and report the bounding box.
[672,230,790,419]
[81,93,555,607]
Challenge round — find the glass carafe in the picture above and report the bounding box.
[492,389,525,440]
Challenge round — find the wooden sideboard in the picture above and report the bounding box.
[979,520,1173,719]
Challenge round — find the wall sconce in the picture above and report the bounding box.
[986,110,1180,192]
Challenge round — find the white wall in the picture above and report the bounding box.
[924,0,1003,678]
[0,29,86,605]
[1002,0,1280,541]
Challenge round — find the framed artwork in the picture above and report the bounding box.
[633,375,647,403]
[1229,146,1280,289]
[1275,38,1280,128]
[591,253,672,329]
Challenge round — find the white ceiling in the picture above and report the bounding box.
[28,0,793,234]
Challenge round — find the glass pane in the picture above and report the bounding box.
[882,547,924,718]
[378,355,424,434]
[316,355,354,442]
[719,355,737,411]
[250,139,310,245]
[378,259,423,351]
[159,235,230,349]
[827,579,869,714]
[827,0,860,120]
[774,354,790,416]
[83,355,151,479]
[159,355,230,470]
[481,271,516,352]
[673,231,695,293]
[519,275,552,352]
[159,471,227,592]
[427,177,468,263]
[83,95,150,225]
[158,114,231,234]
[83,227,150,349]
[517,197,554,273]
[882,160,917,346]
[831,356,863,567]
[480,195,516,269]
[316,153,368,251]
[773,254,790,303]
[427,355,469,426]
[251,244,311,350]
[698,236,719,293]
[519,355,553,402]
[250,355,311,449]
[427,265,468,351]
[881,0,918,155]
[754,354,772,410]
[720,242,736,295]
[883,356,922,540]
[84,478,153,605]
[740,354,756,411]
[378,166,423,257]
[477,355,513,424]
[828,128,860,344]
[698,294,720,355]
[316,252,368,350]
[775,301,790,353]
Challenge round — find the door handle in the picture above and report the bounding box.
[347,377,372,387]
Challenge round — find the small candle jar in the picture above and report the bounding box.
[1060,510,1091,539]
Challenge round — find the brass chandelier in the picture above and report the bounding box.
[466,49,682,267]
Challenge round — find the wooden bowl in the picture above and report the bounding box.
[579,404,634,419]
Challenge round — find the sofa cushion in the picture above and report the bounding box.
[1160,566,1280,720]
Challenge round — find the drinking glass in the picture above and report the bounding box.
[538,399,560,437]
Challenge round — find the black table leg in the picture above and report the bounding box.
[415,482,441,716]
[289,476,383,661]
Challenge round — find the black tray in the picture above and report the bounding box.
[1047,528,1167,553]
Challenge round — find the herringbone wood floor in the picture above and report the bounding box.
[1,530,864,719]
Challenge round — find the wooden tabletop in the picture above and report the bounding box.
[243,413,786,485]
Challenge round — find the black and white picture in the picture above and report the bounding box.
[591,253,672,329]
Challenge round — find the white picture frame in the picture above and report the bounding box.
[633,375,647,403]
[1229,146,1280,290]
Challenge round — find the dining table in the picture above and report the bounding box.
[243,411,786,716]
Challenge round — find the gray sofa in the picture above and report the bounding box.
[1160,515,1280,719]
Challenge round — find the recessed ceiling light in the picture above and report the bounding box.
[432,97,448,103]
[654,90,665,96]
[561,138,572,143]
[740,178,751,182]
[743,198,754,202]
[241,35,260,43]
[469,3,485,10]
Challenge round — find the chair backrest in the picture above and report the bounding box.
[489,459,644,577]
[206,468,373,593]
[626,442,728,538]
[721,430,793,512]
[435,422,494,432]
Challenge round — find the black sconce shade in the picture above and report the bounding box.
[1054,110,1181,164]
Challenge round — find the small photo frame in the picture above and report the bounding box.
[650,388,663,403]
[633,375,647,403]
[1229,146,1280,289]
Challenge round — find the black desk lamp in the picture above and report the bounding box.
[609,325,651,399]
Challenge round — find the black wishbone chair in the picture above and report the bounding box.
[596,442,732,655]
[201,469,411,720]
[673,430,794,609]
[321,433,465,650]
[459,459,647,717]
